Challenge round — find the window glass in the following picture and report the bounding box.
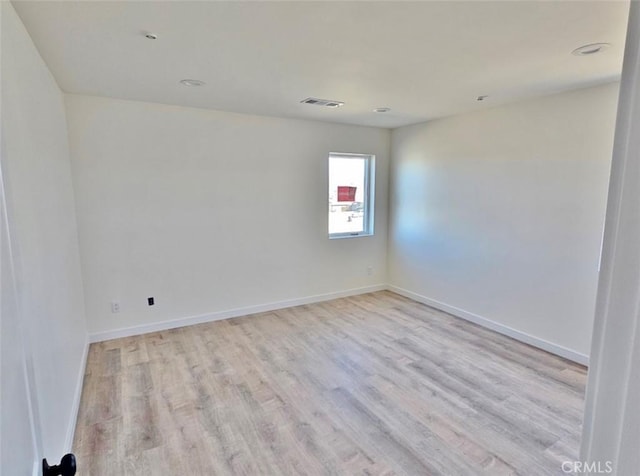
[328,153,374,238]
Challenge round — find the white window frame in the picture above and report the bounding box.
[328,152,375,239]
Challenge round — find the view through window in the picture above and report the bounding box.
[328,153,374,237]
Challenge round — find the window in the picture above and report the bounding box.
[328,153,375,238]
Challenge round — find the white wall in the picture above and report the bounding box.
[65,94,390,338]
[1,1,88,469]
[389,83,619,361]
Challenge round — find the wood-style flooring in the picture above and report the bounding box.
[73,291,587,475]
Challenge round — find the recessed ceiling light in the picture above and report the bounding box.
[374,107,391,113]
[179,79,206,87]
[476,95,488,101]
[572,43,611,56]
[144,33,158,40]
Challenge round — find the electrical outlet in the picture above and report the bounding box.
[367,265,374,276]
[111,301,120,313]
[148,297,155,306]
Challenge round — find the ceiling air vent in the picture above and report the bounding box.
[300,97,344,108]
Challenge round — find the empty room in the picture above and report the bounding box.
[3,1,640,475]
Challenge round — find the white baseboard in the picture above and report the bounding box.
[387,285,589,366]
[89,284,387,343]
[64,336,89,452]
[88,282,588,366]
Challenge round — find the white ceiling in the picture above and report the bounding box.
[13,1,629,128]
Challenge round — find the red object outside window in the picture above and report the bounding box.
[337,186,357,202]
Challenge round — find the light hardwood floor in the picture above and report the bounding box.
[73,291,586,475]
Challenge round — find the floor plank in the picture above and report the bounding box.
[74,291,586,475]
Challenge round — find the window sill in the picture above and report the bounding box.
[329,233,374,240]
